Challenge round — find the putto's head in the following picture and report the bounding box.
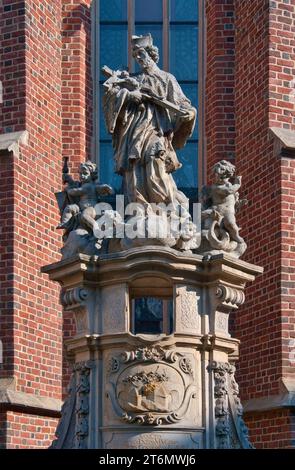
[131,34,159,69]
[213,160,236,183]
[79,161,98,183]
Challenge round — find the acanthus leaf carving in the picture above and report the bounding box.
[179,357,194,376]
[120,346,179,365]
[208,361,253,449]
[74,361,93,449]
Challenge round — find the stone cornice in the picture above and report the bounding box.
[269,126,295,157]
[243,378,295,413]
[0,130,29,157]
[42,247,263,288]
[243,392,295,413]
[0,388,62,417]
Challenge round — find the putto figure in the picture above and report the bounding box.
[57,160,113,232]
[102,33,199,251]
[56,158,114,259]
[199,160,247,258]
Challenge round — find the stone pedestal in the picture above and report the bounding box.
[42,247,262,449]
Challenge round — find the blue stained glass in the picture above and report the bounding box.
[100,0,127,21]
[170,0,198,22]
[181,83,198,138]
[100,142,122,192]
[100,25,128,79]
[170,24,198,81]
[134,24,163,70]
[173,142,198,189]
[135,0,163,21]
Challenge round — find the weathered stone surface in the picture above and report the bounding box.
[0,389,61,416]
[269,127,295,157]
[198,160,247,259]
[0,130,29,157]
[56,159,114,260]
[43,248,263,449]
[45,31,263,450]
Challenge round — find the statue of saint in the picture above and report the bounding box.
[56,35,247,259]
[102,33,197,209]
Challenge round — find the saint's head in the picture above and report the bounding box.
[131,33,159,70]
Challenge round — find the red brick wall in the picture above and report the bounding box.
[5,412,58,449]
[0,1,27,379]
[12,0,63,398]
[281,158,295,382]
[0,0,94,448]
[0,151,14,377]
[269,0,295,130]
[268,0,295,384]
[0,0,64,448]
[60,0,93,398]
[246,409,295,449]
[226,0,294,448]
[205,0,236,175]
[234,0,283,398]
[234,0,295,392]
[0,1,26,133]
[0,411,7,448]
[61,0,93,173]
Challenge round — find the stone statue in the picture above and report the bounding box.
[102,33,200,251]
[57,160,113,232]
[56,37,247,260]
[56,158,115,259]
[199,160,247,258]
[102,34,196,205]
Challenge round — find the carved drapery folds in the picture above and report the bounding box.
[56,33,201,259]
[208,361,253,449]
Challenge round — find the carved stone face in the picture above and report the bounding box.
[132,47,153,70]
[79,165,91,183]
[213,161,235,185]
[213,165,231,185]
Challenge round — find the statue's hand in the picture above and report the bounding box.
[179,108,196,122]
[234,176,242,185]
[97,184,114,196]
[63,174,76,186]
[128,90,142,104]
